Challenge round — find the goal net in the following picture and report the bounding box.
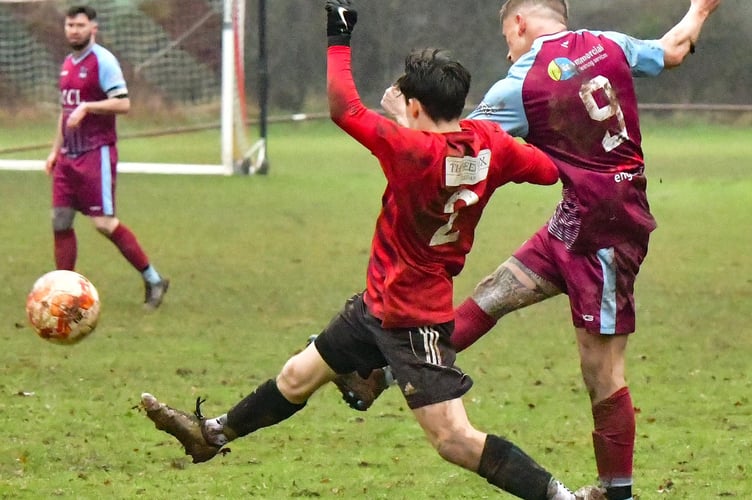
[0,0,264,175]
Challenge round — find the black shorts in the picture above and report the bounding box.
[314,293,473,409]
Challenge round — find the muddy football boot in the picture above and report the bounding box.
[141,392,225,463]
[333,368,388,411]
[574,485,607,500]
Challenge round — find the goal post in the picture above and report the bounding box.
[221,0,237,173]
[222,0,267,175]
[0,0,267,176]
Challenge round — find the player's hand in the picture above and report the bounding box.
[381,86,408,126]
[691,0,721,16]
[66,103,88,129]
[325,0,357,36]
[45,150,58,175]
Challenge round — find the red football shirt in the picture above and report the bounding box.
[328,46,558,328]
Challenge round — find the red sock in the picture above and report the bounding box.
[54,229,77,270]
[592,386,634,485]
[108,224,150,272]
[451,298,498,352]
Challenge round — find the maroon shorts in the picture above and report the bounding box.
[52,145,118,216]
[513,225,649,334]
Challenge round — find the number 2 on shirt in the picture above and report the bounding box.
[429,189,479,246]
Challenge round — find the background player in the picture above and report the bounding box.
[45,5,168,309]
[138,1,605,498]
[345,1,722,499]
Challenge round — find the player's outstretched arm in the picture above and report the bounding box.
[326,0,384,143]
[325,0,404,153]
[325,0,359,121]
[660,0,721,68]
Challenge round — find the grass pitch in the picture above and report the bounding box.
[0,120,750,499]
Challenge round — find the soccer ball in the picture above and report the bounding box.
[26,270,100,345]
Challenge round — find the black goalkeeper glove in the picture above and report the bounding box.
[325,0,358,46]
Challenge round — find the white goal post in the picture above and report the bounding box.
[0,0,265,175]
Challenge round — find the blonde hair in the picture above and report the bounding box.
[499,0,568,24]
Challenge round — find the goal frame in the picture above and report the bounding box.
[0,0,268,176]
[222,0,268,175]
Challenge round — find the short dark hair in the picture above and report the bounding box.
[395,48,470,123]
[66,5,97,20]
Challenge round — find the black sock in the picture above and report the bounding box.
[226,379,306,437]
[477,434,552,500]
[606,485,632,500]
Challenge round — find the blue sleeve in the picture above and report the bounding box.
[595,31,665,77]
[93,45,128,97]
[467,53,531,138]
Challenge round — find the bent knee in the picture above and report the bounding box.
[276,355,324,403]
[578,348,627,402]
[430,428,483,468]
[52,207,76,232]
[277,360,304,396]
[434,436,461,463]
[92,216,119,235]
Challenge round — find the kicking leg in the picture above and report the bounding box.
[453,256,561,352]
[141,343,334,462]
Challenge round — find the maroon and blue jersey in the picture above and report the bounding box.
[328,45,558,328]
[58,44,127,156]
[469,30,665,251]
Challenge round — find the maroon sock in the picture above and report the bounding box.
[54,229,77,270]
[451,298,498,352]
[592,386,634,486]
[108,224,149,272]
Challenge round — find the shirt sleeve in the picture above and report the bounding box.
[94,45,128,97]
[466,53,533,138]
[596,31,665,77]
[327,45,428,179]
[498,131,558,186]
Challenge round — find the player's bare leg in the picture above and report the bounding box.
[453,256,561,351]
[473,256,560,317]
[412,398,599,499]
[577,329,634,500]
